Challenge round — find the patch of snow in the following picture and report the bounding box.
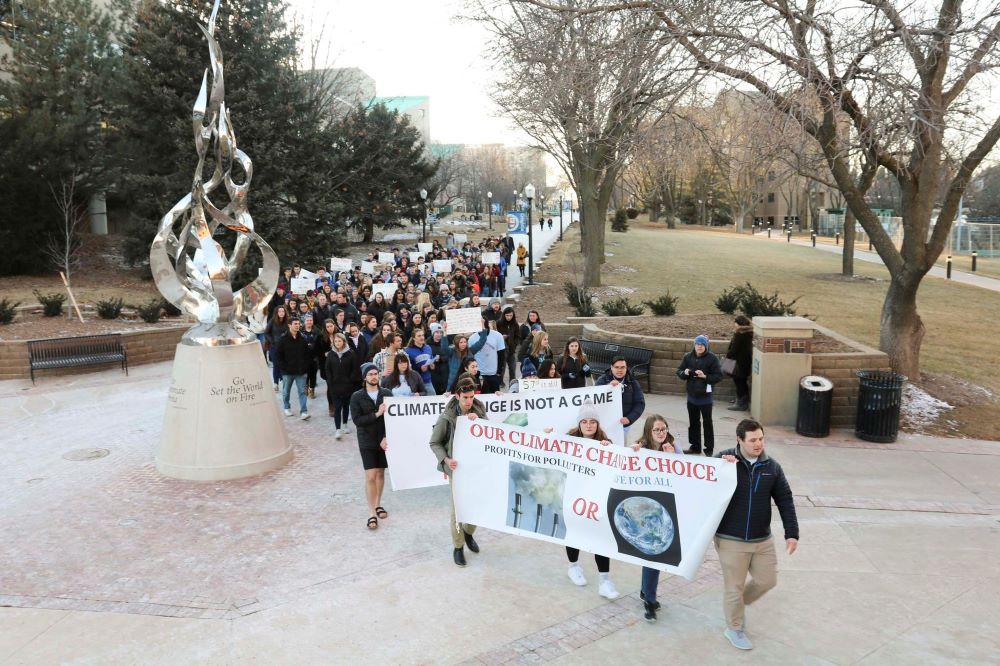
[593,286,636,298]
[901,384,952,430]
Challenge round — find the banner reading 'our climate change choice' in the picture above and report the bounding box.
[452,420,737,580]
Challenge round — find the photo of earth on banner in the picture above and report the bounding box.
[607,489,682,565]
[506,462,568,539]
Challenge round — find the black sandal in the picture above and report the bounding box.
[375,506,388,519]
[366,516,378,530]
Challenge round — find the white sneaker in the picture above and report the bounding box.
[273,384,279,392]
[335,428,343,440]
[283,409,293,417]
[342,424,351,434]
[598,577,619,600]
[300,412,310,421]
[567,564,587,586]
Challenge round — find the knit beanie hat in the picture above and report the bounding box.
[577,399,600,423]
[360,363,378,379]
[694,335,709,348]
[521,357,538,377]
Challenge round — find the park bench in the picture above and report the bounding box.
[581,339,653,392]
[27,334,128,384]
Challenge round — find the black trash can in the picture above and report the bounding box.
[796,375,834,437]
[855,370,907,443]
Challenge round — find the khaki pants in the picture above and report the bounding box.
[715,536,778,630]
[450,479,476,548]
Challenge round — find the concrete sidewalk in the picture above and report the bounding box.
[1,363,997,664]
[752,229,1000,293]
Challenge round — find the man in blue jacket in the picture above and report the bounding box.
[715,419,799,651]
[595,356,646,434]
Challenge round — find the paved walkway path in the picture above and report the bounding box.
[752,229,1000,293]
[1,363,997,664]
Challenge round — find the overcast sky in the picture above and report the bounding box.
[288,0,524,146]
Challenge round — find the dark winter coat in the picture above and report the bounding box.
[428,395,488,476]
[274,330,312,375]
[557,354,591,389]
[725,326,754,379]
[715,446,799,543]
[350,386,393,450]
[676,350,725,401]
[347,335,369,376]
[595,368,646,427]
[325,348,359,398]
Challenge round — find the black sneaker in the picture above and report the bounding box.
[453,548,467,567]
[704,450,714,457]
[639,591,661,611]
[464,532,480,553]
[683,447,702,455]
[644,601,658,622]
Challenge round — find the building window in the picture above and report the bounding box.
[767,193,775,203]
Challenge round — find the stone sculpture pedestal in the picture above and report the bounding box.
[156,341,293,481]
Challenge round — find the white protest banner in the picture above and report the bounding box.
[290,277,314,294]
[298,269,318,281]
[445,307,483,336]
[433,259,453,274]
[482,252,500,264]
[384,385,623,490]
[454,233,468,243]
[372,282,398,300]
[330,257,352,273]
[418,243,433,254]
[360,261,376,274]
[452,420,737,579]
[409,251,423,262]
[518,378,562,392]
[378,252,395,265]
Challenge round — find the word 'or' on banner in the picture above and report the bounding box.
[452,420,737,580]
[383,386,623,490]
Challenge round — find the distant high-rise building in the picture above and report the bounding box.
[372,96,431,147]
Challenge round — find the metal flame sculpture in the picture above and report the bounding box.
[150,0,278,346]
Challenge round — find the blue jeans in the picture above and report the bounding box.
[268,347,281,385]
[282,374,308,412]
[641,567,660,604]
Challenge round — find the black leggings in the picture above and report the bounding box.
[566,547,610,573]
[687,401,714,453]
[733,376,749,401]
[328,392,350,428]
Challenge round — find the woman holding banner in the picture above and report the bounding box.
[557,337,592,390]
[564,401,619,600]
[630,415,679,622]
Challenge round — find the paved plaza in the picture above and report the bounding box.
[1,362,998,665]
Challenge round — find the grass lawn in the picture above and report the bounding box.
[533,220,1000,437]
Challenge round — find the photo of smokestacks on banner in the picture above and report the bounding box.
[507,462,568,539]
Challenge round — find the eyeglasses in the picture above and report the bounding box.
[651,427,669,434]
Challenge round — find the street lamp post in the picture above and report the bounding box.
[559,191,564,241]
[513,190,519,212]
[525,183,536,285]
[419,188,428,243]
[487,191,493,230]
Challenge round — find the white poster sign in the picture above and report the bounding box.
[409,251,423,262]
[360,261,376,275]
[298,269,318,282]
[330,257,352,273]
[482,252,500,264]
[518,378,562,392]
[384,386,624,490]
[453,420,737,580]
[378,252,395,265]
[418,243,433,254]
[290,277,314,294]
[445,307,483,336]
[453,233,468,243]
[433,259,453,274]
[372,282,398,300]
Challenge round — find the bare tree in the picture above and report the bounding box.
[468,0,697,286]
[535,0,1000,377]
[45,172,86,283]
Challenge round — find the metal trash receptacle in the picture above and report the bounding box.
[796,375,834,437]
[855,370,907,443]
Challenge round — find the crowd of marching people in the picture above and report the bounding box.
[262,230,794,652]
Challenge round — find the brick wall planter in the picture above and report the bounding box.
[545,316,890,429]
[0,325,188,381]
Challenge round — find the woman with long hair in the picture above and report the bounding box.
[557,336,592,390]
[564,401,618,600]
[521,330,553,378]
[405,328,437,396]
[324,332,358,438]
[537,359,560,380]
[380,352,427,396]
[362,315,380,344]
[630,415,678,622]
[368,322,395,360]
[438,323,491,390]
[368,292,388,325]
[496,306,521,385]
[449,356,482,393]
[264,305,290,390]
[390,289,407,314]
